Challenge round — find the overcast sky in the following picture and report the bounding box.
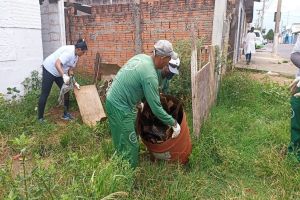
[253,0,300,32]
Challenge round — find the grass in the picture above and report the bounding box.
[0,71,300,199]
[255,44,264,49]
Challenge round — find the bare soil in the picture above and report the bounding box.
[45,106,81,126]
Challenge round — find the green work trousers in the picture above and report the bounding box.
[105,99,139,168]
[289,95,300,162]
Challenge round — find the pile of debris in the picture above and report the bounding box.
[137,94,183,144]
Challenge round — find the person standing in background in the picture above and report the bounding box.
[243,27,256,65]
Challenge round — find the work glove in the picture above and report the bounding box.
[63,74,70,84]
[289,77,300,96]
[74,82,80,90]
[171,122,181,139]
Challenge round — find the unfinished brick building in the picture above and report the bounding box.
[65,0,220,73]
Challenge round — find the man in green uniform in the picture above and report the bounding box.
[290,93,300,162]
[288,34,300,162]
[105,40,181,168]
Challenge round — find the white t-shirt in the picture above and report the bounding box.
[43,45,78,77]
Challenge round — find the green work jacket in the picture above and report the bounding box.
[106,54,175,126]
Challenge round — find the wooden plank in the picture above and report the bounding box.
[191,45,218,138]
[74,85,106,126]
[94,52,101,84]
[191,36,199,137]
[209,46,217,104]
[197,63,211,125]
[195,62,211,137]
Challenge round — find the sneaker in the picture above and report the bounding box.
[61,113,74,121]
[38,118,45,123]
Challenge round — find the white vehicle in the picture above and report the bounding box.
[254,30,265,46]
[263,39,268,45]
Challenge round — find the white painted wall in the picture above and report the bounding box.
[40,0,66,59]
[212,0,227,48]
[0,0,43,96]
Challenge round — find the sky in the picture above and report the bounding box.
[253,0,300,32]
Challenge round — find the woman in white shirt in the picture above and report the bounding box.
[243,27,256,65]
[38,39,87,122]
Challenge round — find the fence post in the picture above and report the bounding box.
[191,31,200,137]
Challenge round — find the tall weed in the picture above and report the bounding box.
[1,71,300,199]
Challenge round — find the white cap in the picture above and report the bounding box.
[168,58,180,74]
[154,40,178,60]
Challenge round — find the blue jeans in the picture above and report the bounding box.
[38,67,69,119]
[245,53,252,62]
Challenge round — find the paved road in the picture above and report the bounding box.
[236,43,297,77]
[264,43,293,60]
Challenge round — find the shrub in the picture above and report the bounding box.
[169,39,203,105]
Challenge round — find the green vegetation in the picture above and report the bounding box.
[0,71,299,199]
[169,39,203,106]
[265,29,274,41]
[255,44,264,49]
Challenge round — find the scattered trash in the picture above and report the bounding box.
[98,78,113,102]
[136,94,192,164]
[12,154,22,161]
[58,76,75,105]
[137,94,183,144]
[266,71,280,76]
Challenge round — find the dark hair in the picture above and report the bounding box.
[75,38,88,51]
[250,27,255,32]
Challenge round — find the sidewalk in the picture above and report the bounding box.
[235,47,297,78]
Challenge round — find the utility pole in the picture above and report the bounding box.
[260,0,266,32]
[287,11,290,27]
[256,9,261,29]
[272,0,282,56]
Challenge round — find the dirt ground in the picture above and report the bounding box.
[249,72,293,86]
[45,106,81,126]
[0,106,78,175]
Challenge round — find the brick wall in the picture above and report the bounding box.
[66,0,215,73]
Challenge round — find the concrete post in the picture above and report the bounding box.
[272,0,282,56]
[131,0,142,54]
[40,0,66,59]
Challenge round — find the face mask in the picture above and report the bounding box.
[166,72,175,80]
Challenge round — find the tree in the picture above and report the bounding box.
[265,29,274,41]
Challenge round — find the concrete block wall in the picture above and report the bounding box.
[66,0,215,74]
[0,0,43,96]
[41,0,66,59]
[212,0,227,47]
